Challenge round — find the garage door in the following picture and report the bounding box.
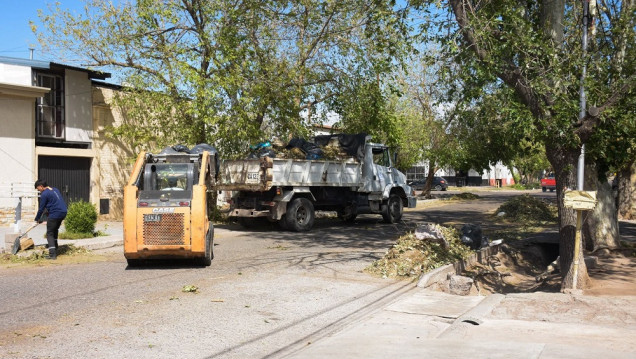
[38,156,91,204]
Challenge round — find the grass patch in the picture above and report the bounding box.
[366,225,473,279]
[449,192,480,200]
[507,183,541,190]
[494,194,557,223]
[58,230,109,240]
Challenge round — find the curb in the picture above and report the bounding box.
[69,239,123,251]
[417,244,502,289]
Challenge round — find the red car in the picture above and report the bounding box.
[541,175,556,192]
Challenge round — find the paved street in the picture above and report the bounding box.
[1,190,634,358]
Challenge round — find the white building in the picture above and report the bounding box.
[0,56,112,227]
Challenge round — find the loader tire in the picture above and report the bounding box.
[285,198,315,232]
[126,258,143,268]
[382,194,403,224]
[200,224,214,267]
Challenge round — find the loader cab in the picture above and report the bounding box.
[144,163,197,192]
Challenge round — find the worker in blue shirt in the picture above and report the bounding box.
[34,180,68,260]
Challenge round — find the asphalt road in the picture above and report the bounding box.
[0,190,553,359]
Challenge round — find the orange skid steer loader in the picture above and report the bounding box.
[123,148,217,267]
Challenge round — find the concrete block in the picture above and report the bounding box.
[417,264,456,288]
[4,232,20,251]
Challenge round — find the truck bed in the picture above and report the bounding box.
[217,157,363,191]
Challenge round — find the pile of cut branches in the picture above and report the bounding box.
[366,225,473,279]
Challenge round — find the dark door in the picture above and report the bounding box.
[38,156,91,204]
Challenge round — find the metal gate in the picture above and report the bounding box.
[38,156,91,204]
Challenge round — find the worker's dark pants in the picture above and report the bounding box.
[46,218,64,249]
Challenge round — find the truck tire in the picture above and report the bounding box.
[382,194,403,223]
[200,225,214,266]
[542,187,547,192]
[285,198,315,232]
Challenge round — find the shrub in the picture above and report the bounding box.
[64,200,98,234]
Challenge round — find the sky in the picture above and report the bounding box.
[0,0,85,61]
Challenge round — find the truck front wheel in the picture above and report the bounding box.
[285,198,315,232]
[382,194,403,223]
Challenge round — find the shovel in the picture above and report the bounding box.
[12,223,41,255]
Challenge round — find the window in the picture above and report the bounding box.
[146,163,192,191]
[36,73,64,139]
[372,147,391,167]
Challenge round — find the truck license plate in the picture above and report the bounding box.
[144,214,162,222]
[246,172,260,184]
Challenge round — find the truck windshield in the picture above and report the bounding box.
[153,164,189,191]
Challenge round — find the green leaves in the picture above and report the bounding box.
[36,0,413,158]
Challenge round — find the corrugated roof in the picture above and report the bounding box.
[0,56,111,80]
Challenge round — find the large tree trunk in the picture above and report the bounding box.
[617,159,636,220]
[546,143,590,290]
[421,161,436,198]
[583,163,620,251]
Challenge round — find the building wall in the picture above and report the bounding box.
[482,161,516,186]
[92,85,135,219]
[0,85,42,226]
[65,69,93,143]
[0,63,30,85]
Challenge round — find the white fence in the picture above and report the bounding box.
[0,183,39,231]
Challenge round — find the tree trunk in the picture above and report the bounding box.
[617,159,635,220]
[546,143,590,290]
[421,162,436,198]
[583,163,620,252]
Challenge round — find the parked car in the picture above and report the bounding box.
[409,177,448,191]
[541,174,556,192]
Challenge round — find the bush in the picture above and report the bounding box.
[64,200,98,234]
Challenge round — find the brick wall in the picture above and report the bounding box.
[92,86,136,220]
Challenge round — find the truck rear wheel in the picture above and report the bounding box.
[285,198,315,232]
[382,194,403,223]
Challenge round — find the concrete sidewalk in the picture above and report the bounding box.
[284,289,636,358]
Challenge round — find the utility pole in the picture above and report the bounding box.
[573,0,590,290]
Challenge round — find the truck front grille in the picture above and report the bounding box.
[142,213,185,245]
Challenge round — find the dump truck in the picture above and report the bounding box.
[217,135,416,231]
[123,146,217,266]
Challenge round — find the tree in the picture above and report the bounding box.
[33,0,411,157]
[411,0,635,290]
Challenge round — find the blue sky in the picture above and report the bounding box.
[0,0,84,61]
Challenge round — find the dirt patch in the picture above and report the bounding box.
[463,241,562,294]
[463,242,636,296]
[0,245,116,268]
